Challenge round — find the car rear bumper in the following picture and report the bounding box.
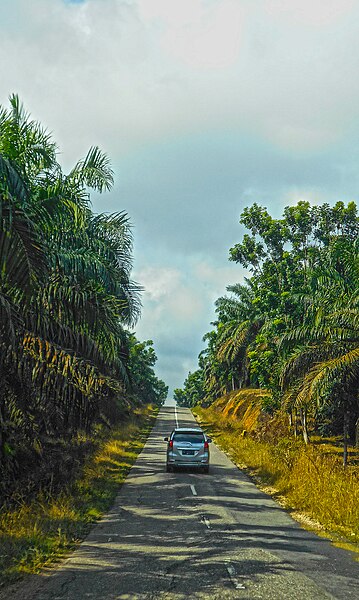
[167,459,209,467]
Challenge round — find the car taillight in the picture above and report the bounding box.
[169,440,173,448]
[204,441,209,449]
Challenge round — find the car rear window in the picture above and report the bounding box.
[173,432,204,444]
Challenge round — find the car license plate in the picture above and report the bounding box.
[182,450,195,455]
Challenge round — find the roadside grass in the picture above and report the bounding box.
[0,405,158,587]
[194,405,359,552]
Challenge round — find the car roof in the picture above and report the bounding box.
[172,428,204,432]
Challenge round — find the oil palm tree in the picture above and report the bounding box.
[215,282,262,389]
[0,95,142,485]
[280,238,359,458]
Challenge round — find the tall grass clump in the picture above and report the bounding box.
[0,406,157,586]
[194,405,359,545]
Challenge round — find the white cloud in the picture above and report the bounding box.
[264,0,356,27]
[138,0,205,26]
[138,267,181,302]
[133,264,207,390]
[1,0,359,163]
[133,258,246,387]
[136,266,203,324]
[193,261,245,297]
[2,0,359,392]
[152,0,245,70]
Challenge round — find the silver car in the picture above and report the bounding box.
[164,427,211,473]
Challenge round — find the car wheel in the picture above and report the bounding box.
[202,466,209,474]
[166,464,173,472]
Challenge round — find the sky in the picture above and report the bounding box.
[1,0,359,395]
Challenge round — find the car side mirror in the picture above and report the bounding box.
[164,437,169,441]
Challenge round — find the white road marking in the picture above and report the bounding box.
[201,515,211,529]
[190,484,197,496]
[225,562,245,590]
[174,404,179,428]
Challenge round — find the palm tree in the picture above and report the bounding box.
[215,282,262,389]
[280,238,359,460]
[0,95,143,487]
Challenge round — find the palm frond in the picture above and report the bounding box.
[294,347,359,410]
[69,146,114,192]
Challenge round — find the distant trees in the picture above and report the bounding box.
[128,336,168,407]
[174,369,205,408]
[176,200,359,449]
[0,95,166,488]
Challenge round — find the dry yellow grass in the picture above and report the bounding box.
[0,406,158,585]
[210,388,271,432]
[194,404,359,549]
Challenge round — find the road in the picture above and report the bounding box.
[8,406,358,599]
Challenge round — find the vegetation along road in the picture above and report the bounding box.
[4,406,357,600]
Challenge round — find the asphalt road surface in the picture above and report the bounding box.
[9,406,359,599]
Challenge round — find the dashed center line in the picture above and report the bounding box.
[201,515,211,529]
[174,404,179,428]
[225,562,246,590]
[190,484,197,496]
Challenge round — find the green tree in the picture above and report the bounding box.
[174,369,205,408]
[280,237,359,457]
[184,200,359,448]
[127,336,168,406]
[0,95,167,491]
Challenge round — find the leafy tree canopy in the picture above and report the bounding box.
[0,95,167,492]
[178,200,359,448]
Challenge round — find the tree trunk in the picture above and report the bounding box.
[0,403,4,462]
[343,410,349,468]
[293,410,298,438]
[300,408,309,444]
[0,377,6,463]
